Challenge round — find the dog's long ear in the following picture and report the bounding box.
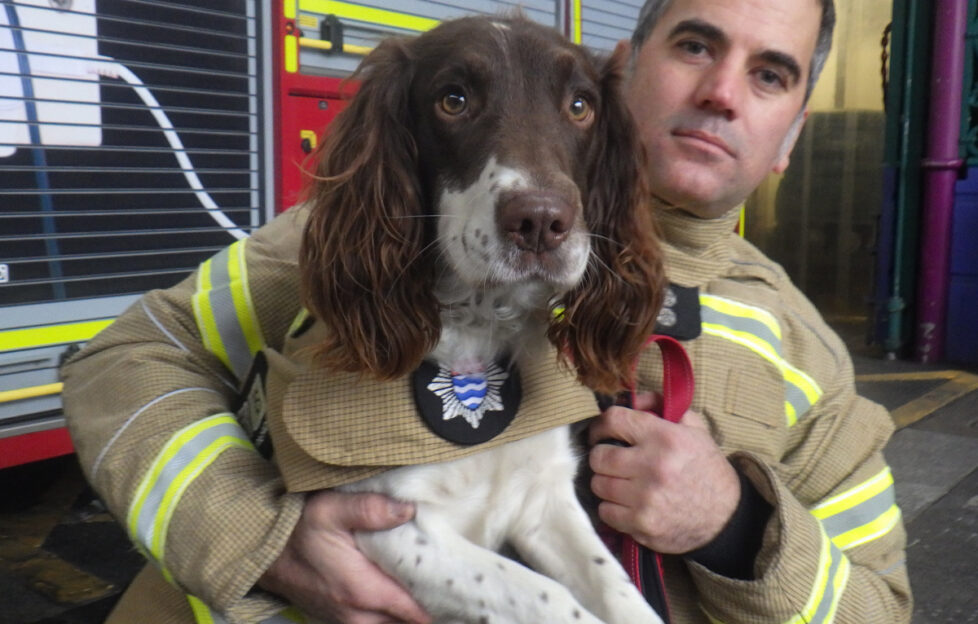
[550,47,666,395]
[300,39,440,379]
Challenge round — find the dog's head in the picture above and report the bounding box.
[301,15,664,394]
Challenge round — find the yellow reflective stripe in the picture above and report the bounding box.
[701,530,850,624]
[783,363,822,406]
[229,239,263,357]
[283,0,296,19]
[300,0,439,33]
[151,436,252,562]
[188,595,220,624]
[288,308,310,336]
[193,258,231,371]
[187,596,304,624]
[784,400,798,427]
[701,294,823,426]
[0,319,113,353]
[192,241,264,379]
[572,0,582,43]
[783,530,850,624]
[127,415,252,573]
[812,468,893,519]
[702,323,781,367]
[285,34,298,73]
[701,294,781,342]
[812,467,901,550]
[830,505,902,551]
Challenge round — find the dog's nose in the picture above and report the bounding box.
[499,192,574,253]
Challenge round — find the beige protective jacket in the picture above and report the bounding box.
[61,205,911,623]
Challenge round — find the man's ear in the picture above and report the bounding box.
[773,108,809,174]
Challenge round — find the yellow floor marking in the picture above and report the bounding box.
[856,370,978,429]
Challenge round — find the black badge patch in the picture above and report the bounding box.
[234,351,274,459]
[412,359,522,445]
[654,283,702,341]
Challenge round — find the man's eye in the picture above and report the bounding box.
[756,69,786,89]
[678,40,709,56]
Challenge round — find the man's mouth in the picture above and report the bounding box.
[672,129,737,158]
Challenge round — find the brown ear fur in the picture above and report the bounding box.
[548,48,666,395]
[300,39,440,379]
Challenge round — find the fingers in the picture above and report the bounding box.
[309,490,416,532]
[595,499,637,537]
[678,408,710,432]
[630,390,662,413]
[331,566,431,624]
[263,491,430,624]
[588,441,636,479]
[588,405,660,447]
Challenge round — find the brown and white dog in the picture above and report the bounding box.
[299,15,665,624]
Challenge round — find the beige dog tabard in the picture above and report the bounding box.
[262,320,602,493]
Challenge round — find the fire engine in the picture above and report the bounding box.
[0,0,639,467]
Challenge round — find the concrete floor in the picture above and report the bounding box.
[1,335,976,623]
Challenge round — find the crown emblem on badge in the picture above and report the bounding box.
[427,363,509,429]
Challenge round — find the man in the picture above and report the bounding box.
[584,1,912,622]
[61,0,911,622]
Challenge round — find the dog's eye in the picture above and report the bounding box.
[439,91,468,116]
[568,96,592,123]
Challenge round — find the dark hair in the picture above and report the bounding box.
[630,0,835,101]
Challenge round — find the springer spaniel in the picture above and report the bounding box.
[298,15,665,624]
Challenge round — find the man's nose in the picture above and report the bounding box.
[693,61,742,119]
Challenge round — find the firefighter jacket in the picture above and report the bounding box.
[60,204,912,624]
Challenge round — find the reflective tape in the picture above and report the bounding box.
[812,467,902,551]
[0,318,113,353]
[703,528,850,624]
[127,414,253,573]
[786,530,851,624]
[700,294,823,426]
[187,595,306,624]
[192,240,264,380]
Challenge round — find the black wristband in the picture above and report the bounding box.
[684,467,773,580]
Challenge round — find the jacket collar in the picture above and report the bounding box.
[657,205,742,287]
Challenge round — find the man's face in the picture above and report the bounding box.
[626,0,821,219]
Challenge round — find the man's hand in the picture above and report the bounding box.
[259,490,431,624]
[587,393,741,554]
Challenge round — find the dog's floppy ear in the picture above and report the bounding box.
[300,39,440,379]
[550,47,666,395]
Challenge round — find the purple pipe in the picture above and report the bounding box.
[914,0,968,363]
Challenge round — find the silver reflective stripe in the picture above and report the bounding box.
[820,484,895,541]
[699,293,823,425]
[807,539,851,624]
[205,245,256,379]
[127,414,253,569]
[700,305,782,355]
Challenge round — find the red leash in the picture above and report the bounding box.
[619,334,695,618]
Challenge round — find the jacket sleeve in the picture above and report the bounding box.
[61,208,310,623]
[685,296,912,623]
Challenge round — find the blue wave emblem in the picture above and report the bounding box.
[452,374,488,410]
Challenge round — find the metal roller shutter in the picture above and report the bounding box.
[0,0,266,429]
[579,0,641,53]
